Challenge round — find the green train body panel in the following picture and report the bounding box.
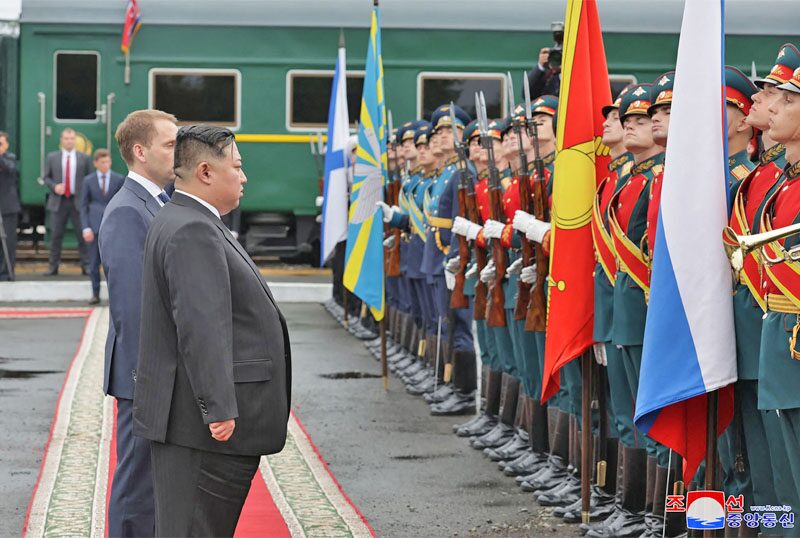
[8,14,797,254]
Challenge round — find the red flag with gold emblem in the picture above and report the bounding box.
[540,0,611,402]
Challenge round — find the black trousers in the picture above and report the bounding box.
[87,236,103,297]
[48,201,87,270]
[109,398,155,538]
[150,441,260,537]
[0,212,17,281]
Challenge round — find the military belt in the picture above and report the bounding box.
[427,216,453,229]
[765,293,800,314]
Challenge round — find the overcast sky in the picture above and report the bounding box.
[0,0,21,21]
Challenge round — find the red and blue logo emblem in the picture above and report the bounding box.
[686,491,726,530]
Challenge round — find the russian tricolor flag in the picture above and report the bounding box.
[635,0,736,483]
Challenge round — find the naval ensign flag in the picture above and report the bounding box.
[320,41,350,265]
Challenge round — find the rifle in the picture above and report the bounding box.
[476,91,507,327]
[507,73,535,321]
[523,74,549,333]
[385,111,402,277]
[450,102,471,310]
[467,171,488,320]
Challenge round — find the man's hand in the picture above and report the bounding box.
[445,257,461,274]
[506,257,523,277]
[82,229,95,243]
[209,419,236,442]
[479,259,496,283]
[538,48,550,69]
[520,264,537,285]
[54,183,65,195]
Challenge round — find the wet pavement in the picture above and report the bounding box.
[0,304,578,537]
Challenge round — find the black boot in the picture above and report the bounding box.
[469,373,517,449]
[519,409,569,492]
[457,368,501,437]
[586,446,647,538]
[580,441,625,534]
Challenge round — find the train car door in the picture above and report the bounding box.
[39,49,115,250]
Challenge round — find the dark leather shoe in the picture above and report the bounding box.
[453,414,484,433]
[520,460,567,492]
[557,490,615,521]
[456,414,497,437]
[502,451,548,476]
[402,366,431,386]
[484,433,529,462]
[470,422,514,450]
[430,392,475,416]
[585,508,646,537]
[43,267,58,276]
[406,376,435,395]
[81,266,89,276]
[423,383,453,404]
[536,475,581,506]
[88,296,100,305]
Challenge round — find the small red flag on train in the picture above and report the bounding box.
[121,0,142,53]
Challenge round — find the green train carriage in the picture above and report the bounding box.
[1,0,795,258]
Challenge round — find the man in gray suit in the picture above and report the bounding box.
[98,109,177,538]
[80,149,124,304]
[43,128,92,275]
[0,132,21,281]
[134,125,291,537]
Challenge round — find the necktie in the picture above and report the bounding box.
[101,174,107,195]
[157,191,171,204]
[64,154,71,198]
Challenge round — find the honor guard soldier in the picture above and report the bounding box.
[726,46,800,532]
[753,47,800,520]
[585,83,663,538]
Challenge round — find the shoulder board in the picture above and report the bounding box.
[731,163,752,181]
[651,164,664,177]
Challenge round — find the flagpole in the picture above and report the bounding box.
[124,50,131,85]
[704,390,719,538]
[380,316,388,390]
[581,351,593,524]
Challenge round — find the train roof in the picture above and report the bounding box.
[15,0,798,36]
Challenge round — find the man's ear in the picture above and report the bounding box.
[736,114,752,135]
[198,162,213,185]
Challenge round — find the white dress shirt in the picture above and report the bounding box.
[61,149,77,193]
[127,170,166,207]
[174,189,221,220]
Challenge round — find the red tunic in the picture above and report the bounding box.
[762,172,800,297]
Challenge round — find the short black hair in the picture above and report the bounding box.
[174,124,236,180]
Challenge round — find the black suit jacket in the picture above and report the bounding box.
[80,171,125,233]
[43,150,92,211]
[133,192,291,456]
[0,152,21,216]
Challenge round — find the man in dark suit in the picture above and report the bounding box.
[43,128,92,275]
[0,132,21,281]
[80,149,124,304]
[134,125,291,537]
[98,109,178,538]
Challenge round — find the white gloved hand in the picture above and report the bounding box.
[315,195,324,208]
[376,201,397,223]
[383,235,396,249]
[315,214,323,224]
[506,257,523,277]
[464,263,478,280]
[512,210,536,233]
[453,216,482,241]
[445,257,461,273]
[479,259,496,283]
[520,264,537,285]
[593,343,608,366]
[444,268,456,290]
[525,219,551,244]
[483,219,505,239]
[230,231,239,240]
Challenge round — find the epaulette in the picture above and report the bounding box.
[730,163,752,181]
[761,144,786,166]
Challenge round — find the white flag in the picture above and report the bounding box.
[320,45,350,265]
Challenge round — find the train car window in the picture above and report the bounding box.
[149,69,240,128]
[417,73,506,121]
[287,71,364,130]
[609,75,638,100]
[54,52,99,121]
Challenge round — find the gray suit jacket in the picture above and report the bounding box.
[133,192,291,456]
[98,177,162,399]
[44,150,92,211]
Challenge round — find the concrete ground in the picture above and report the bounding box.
[0,303,579,537]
